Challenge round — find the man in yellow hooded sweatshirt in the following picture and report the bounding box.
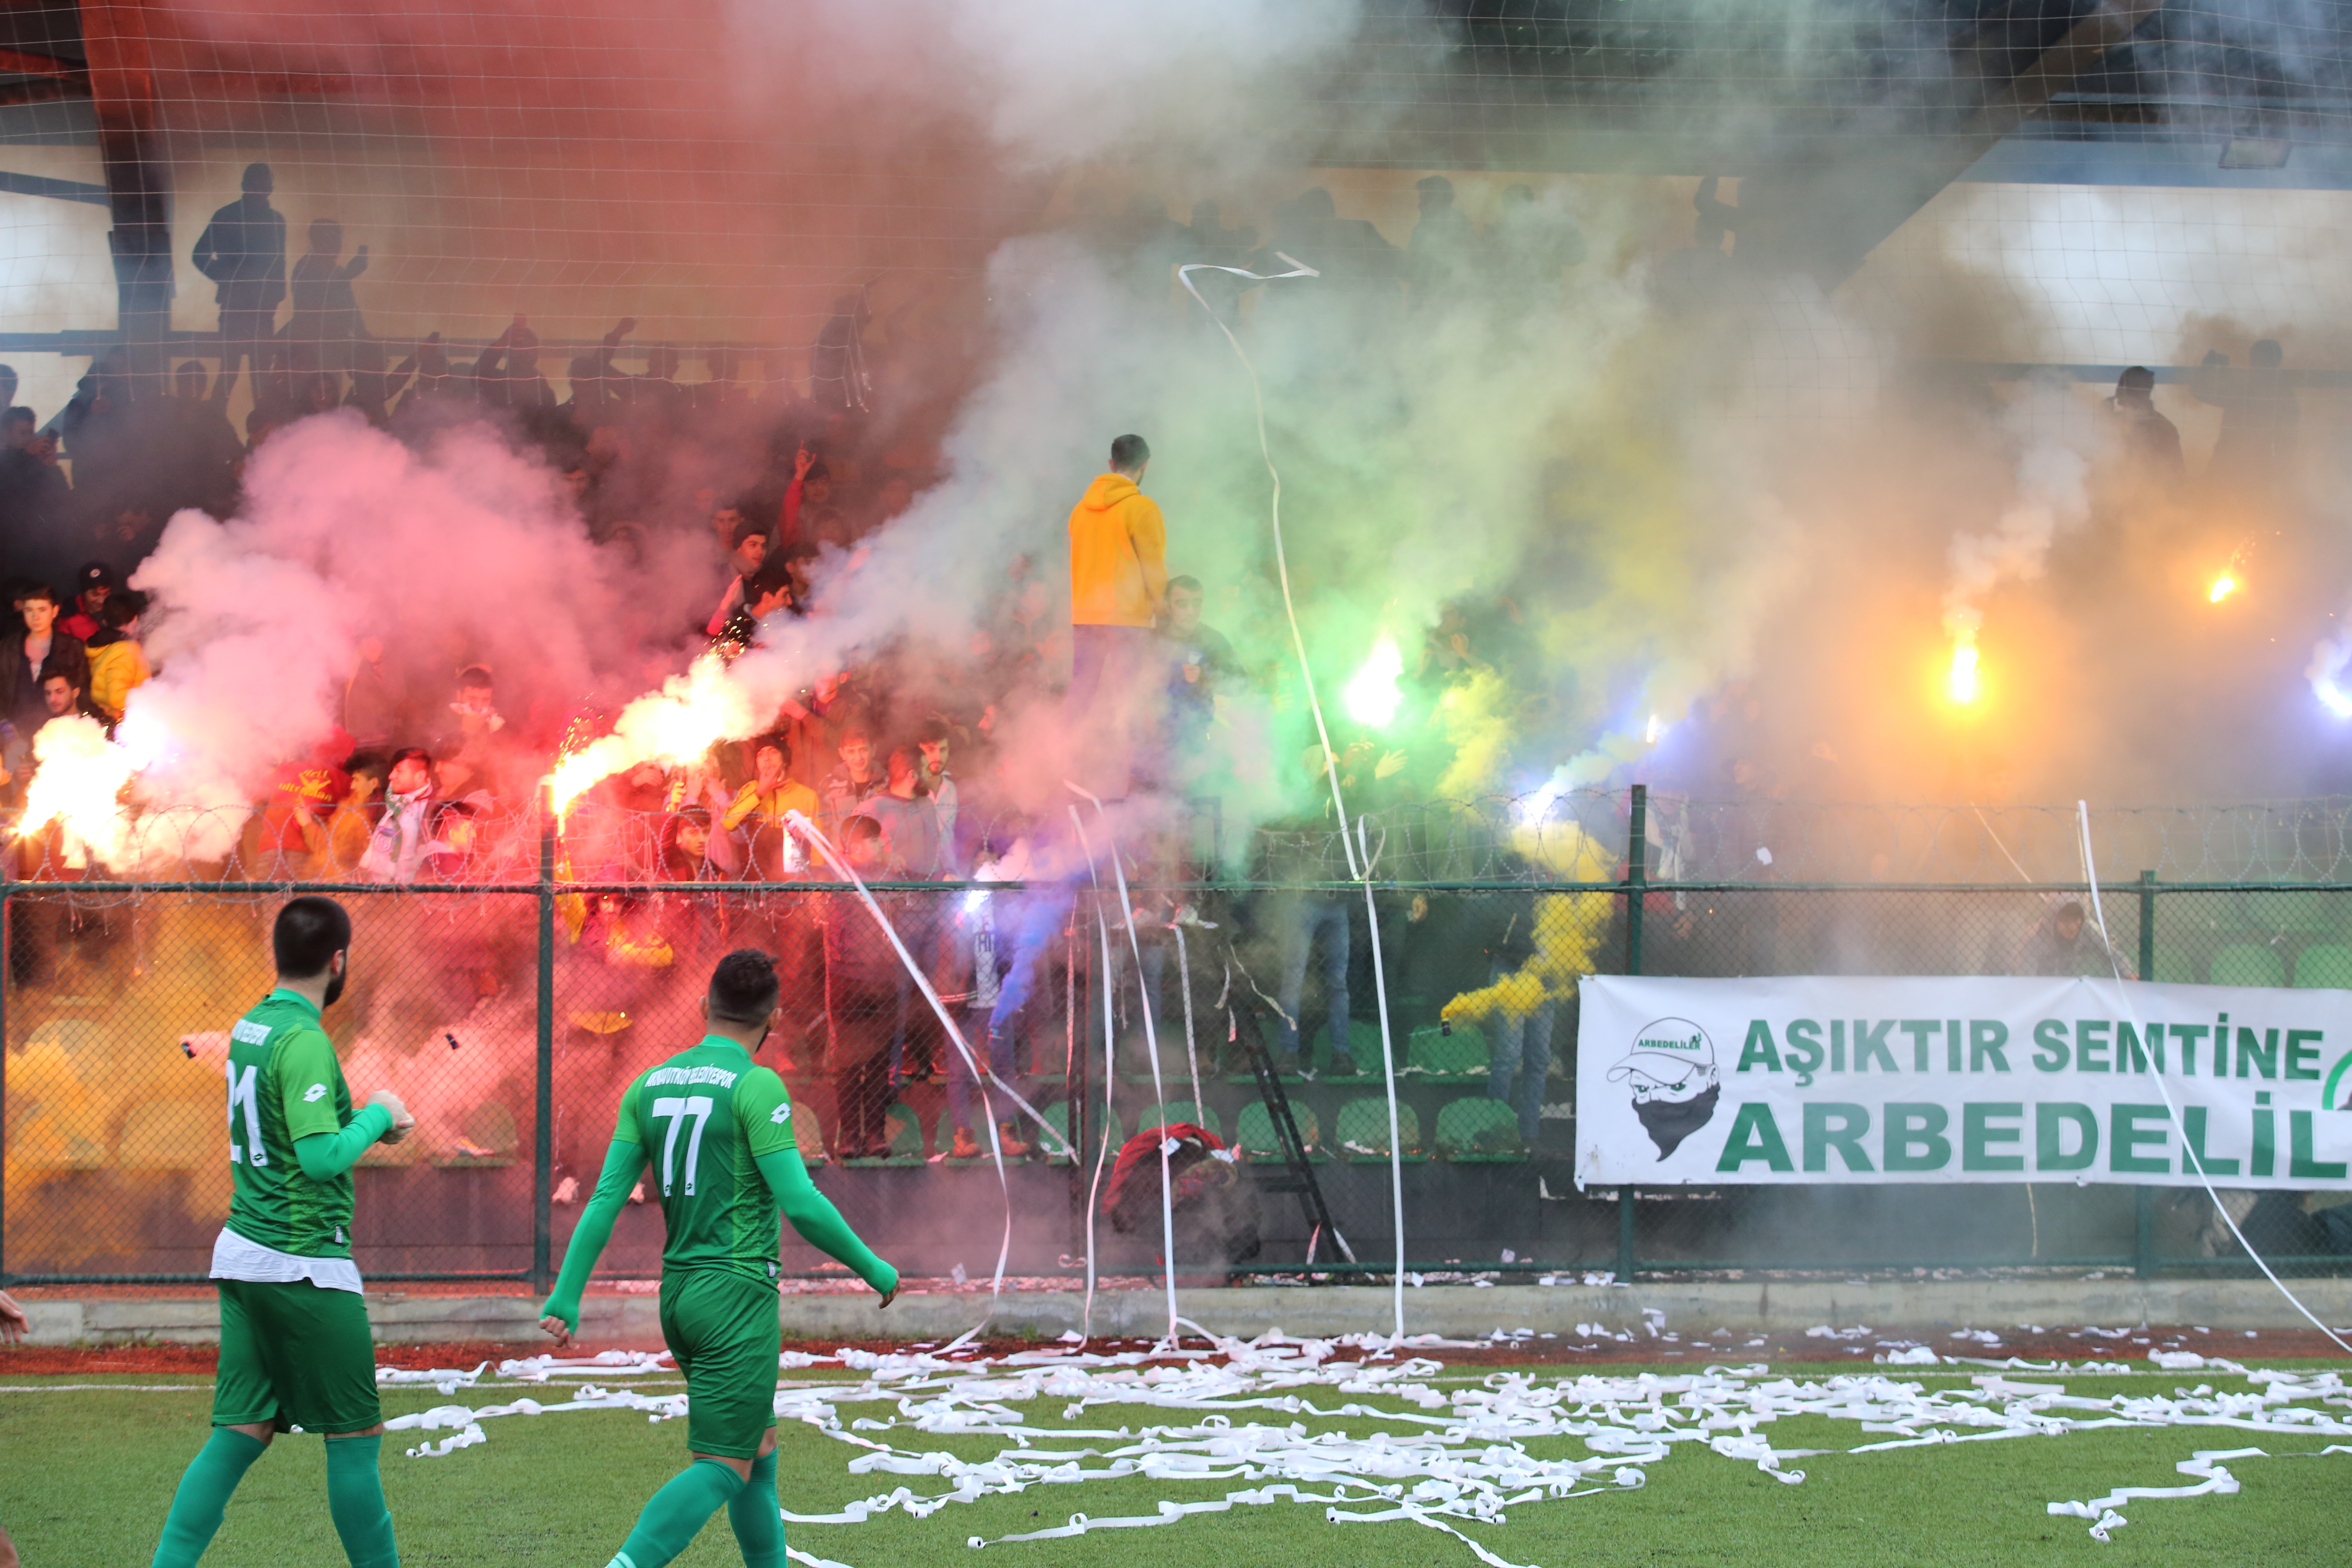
[1067,433,1167,792]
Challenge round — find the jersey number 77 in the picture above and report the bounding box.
[651,1096,715,1196]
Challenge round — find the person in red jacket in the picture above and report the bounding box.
[1066,433,1167,795]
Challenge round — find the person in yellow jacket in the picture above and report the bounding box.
[1067,433,1167,794]
[84,589,152,725]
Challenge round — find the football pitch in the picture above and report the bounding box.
[4,1357,2347,1567]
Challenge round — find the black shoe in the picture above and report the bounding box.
[1330,1055,1361,1078]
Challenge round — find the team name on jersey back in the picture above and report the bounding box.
[645,1063,740,1089]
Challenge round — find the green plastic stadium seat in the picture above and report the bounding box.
[1338,1022,1387,1077]
[1136,1101,1221,1139]
[2294,944,2352,990]
[1234,1102,1322,1162]
[1409,1022,1486,1080]
[1435,1096,1526,1162]
[2150,951,2199,985]
[2208,943,2286,989]
[1334,1098,1428,1163]
[2250,889,2336,936]
[1036,1102,1124,1166]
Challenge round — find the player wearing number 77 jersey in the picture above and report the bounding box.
[540,949,898,1568]
[151,895,416,1568]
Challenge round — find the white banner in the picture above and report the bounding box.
[1575,976,2352,1189]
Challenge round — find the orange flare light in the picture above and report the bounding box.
[1947,641,1980,704]
[2210,574,2237,604]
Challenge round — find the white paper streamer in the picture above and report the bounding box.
[379,1330,2352,1563]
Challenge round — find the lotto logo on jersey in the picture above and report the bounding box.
[770,1104,791,1125]
[303,1083,329,1102]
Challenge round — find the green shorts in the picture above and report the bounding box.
[213,1278,381,1434]
[660,1268,781,1459]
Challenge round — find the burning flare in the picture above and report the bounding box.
[2210,574,2237,604]
[547,652,758,815]
[15,715,136,866]
[1947,638,1980,705]
[1343,634,1404,729]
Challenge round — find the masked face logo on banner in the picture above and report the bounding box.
[1608,1016,1720,1158]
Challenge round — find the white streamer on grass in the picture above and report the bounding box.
[383,1334,2352,1558]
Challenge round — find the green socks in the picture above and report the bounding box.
[610,1457,746,1568]
[727,1448,787,1568]
[325,1434,400,1568]
[152,1428,267,1568]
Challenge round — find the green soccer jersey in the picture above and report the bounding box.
[613,1035,799,1282]
[223,988,360,1256]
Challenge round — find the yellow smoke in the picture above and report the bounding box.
[1440,821,1616,1025]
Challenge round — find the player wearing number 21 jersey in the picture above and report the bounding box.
[150,896,416,1568]
[540,949,897,1568]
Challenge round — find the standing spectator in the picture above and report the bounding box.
[916,720,961,874]
[1157,574,1240,759]
[360,746,437,883]
[824,814,906,1158]
[721,737,818,842]
[0,408,70,577]
[1067,433,1167,795]
[427,666,517,799]
[60,561,114,640]
[2013,898,2136,979]
[161,360,244,517]
[2103,366,2185,483]
[0,584,89,778]
[286,218,369,374]
[809,292,871,412]
[324,755,384,879]
[83,588,149,724]
[854,746,944,880]
[819,728,883,829]
[704,510,771,638]
[2193,338,2299,486]
[1408,174,1481,307]
[191,163,286,398]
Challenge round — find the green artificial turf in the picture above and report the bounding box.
[3,1366,2345,1566]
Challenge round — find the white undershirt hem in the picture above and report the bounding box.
[209,1226,365,1294]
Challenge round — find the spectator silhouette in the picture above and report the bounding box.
[2193,338,2299,488]
[1652,176,1735,316]
[1408,175,1482,308]
[1176,199,1258,318]
[191,163,286,398]
[1490,183,1585,308]
[286,217,370,374]
[2102,366,2185,484]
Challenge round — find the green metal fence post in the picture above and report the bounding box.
[532,786,557,1294]
[1618,786,1646,1283]
[2136,871,2157,1279]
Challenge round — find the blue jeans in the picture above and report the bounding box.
[1486,991,1555,1145]
[1275,896,1350,1066]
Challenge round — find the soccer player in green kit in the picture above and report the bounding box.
[540,948,899,1568]
[151,895,416,1568]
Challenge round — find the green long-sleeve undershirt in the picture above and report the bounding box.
[293,1103,396,1182]
[539,1137,897,1333]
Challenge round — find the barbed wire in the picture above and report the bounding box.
[13,790,2352,891]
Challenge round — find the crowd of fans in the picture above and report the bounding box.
[0,164,2310,1170]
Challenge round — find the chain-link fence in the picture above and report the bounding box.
[4,787,2348,1289]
